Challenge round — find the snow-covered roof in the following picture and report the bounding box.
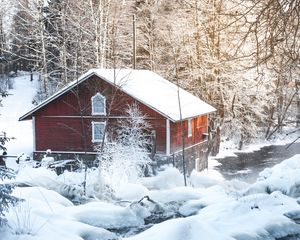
[19,69,216,122]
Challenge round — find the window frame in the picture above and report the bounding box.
[91,93,106,115]
[188,119,193,137]
[92,121,106,143]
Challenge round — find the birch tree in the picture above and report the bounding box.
[3,0,298,149]
[231,0,300,138]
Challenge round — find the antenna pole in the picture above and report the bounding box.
[133,15,136,69]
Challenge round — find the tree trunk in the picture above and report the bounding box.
[296,79,300,127]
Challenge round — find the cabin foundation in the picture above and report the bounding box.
[33,140,208,174]
[153,141,209,174]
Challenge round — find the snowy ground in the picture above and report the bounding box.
[1,73,300,239]
[0,154,300,240]
[0,72,37,158]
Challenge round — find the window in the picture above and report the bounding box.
[188,119,192,137]
[91,93,106,115]
[92,122,106,142]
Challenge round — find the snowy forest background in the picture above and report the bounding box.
[0,0,299,148]
[1,1,300,239]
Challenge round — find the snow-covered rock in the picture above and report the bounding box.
[141,167,184,190]
[243,155,300,197]
[68,201,148,229]
[127,216,234,240]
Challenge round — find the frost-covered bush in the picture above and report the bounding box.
[0,131,10,151]
[96,104,152,194]
[0,167,20,226]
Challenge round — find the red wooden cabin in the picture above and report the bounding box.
[19,69,215,171]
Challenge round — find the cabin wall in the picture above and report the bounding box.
[33,76,167,153]
[170,115,208,153]
[35,116,91,152]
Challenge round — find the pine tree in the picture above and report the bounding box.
[0,167,20,226]
[0,68,19,227]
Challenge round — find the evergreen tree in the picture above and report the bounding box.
[0,167,19,226]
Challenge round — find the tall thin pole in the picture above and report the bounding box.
[174,64,187,186]
[177,84,187,186]
[133,15,136,69]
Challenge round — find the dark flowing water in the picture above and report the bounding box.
[215,142,300,183]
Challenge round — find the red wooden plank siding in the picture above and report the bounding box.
[35,117,89,151]
[170,115,208,153]
[34,76,167,153]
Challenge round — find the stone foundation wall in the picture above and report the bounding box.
[153,141,209,175]
[34,141,208,175]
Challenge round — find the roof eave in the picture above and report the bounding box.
[19,69,217,123]
[19,115,32,121]
[18,71,96,121]
[173,109,217,123]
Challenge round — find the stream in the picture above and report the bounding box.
[215,142,300,183]
[214,141,300,239]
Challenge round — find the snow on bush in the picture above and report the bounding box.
[96,104,152,198]
[40,156,54,167]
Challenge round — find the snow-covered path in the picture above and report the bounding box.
[0,73,37,157]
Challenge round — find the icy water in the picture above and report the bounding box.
[215,142,300,183]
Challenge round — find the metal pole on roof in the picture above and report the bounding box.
[178,85,187,187]
[175,67,187,187]
[133,15,136,69]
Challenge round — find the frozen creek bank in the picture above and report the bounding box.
[215,142,300,183]
[1,155,300,240]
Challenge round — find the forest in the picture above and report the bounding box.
[0,0,299,148]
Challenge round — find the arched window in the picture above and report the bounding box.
[91,93,106,115]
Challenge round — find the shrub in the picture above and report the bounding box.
[0,167,20,226]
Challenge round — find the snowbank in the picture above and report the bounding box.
[0,73,38,156]
[127,217,234,240]
[2,152,300,240]
[190,168,224,188]
[67,201,149,229]
[140,167,184,190]
[4,186,117,240]
[244,154,300,197]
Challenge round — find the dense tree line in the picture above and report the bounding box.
[0,0,299,149]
